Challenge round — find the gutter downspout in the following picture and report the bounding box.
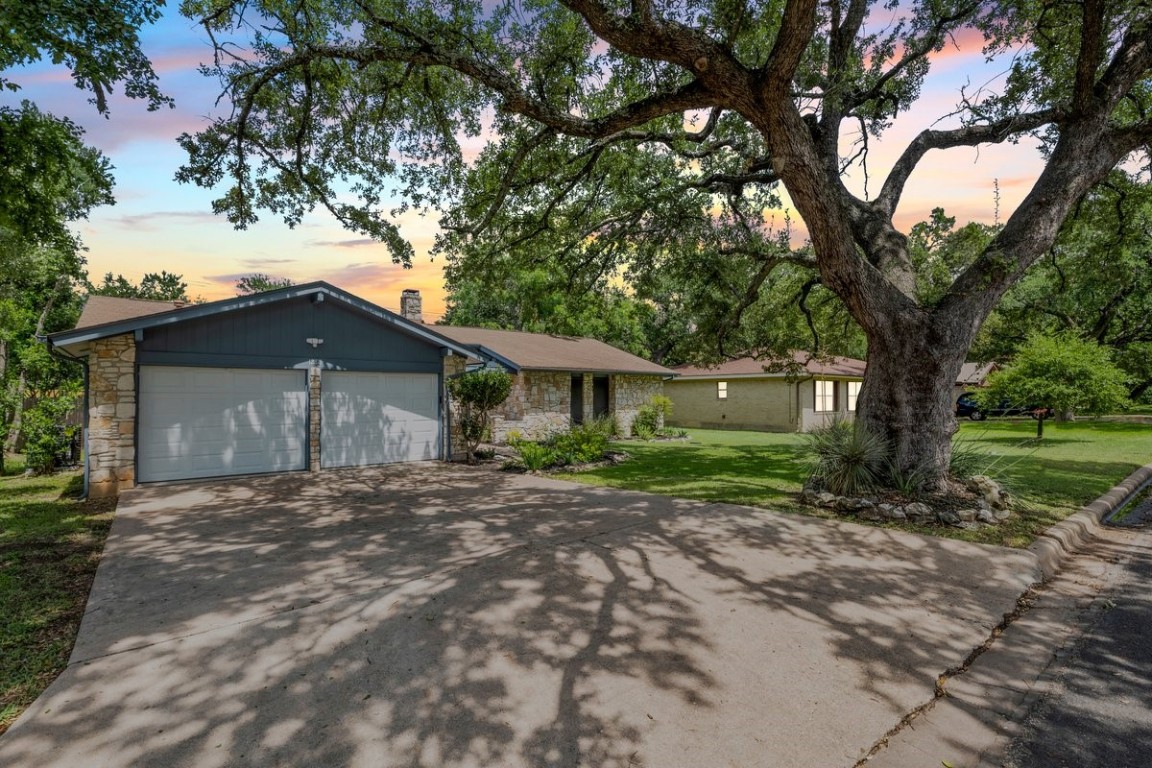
[40,336,89,499]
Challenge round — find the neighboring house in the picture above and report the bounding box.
[45,283,672,498]
[955,362,998,400]
[665,352,866,433]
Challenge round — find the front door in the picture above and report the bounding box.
[570,376,584,425]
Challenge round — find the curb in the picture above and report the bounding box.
[1026,461,1152,580]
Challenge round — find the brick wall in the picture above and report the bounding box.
[87,334,136,498]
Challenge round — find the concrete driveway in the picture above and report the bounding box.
[0,464,1040,767]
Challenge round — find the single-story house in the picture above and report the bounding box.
[432,324,674,442]
[45,283,672,498]
[955,361,998,400]
[665,352,866,433]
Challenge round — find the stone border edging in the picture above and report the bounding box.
[1027,461,1152,580]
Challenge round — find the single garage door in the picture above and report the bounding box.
[321,371,440,468]
[138,366,308,482]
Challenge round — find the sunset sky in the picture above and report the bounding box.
[2,8,1045,320]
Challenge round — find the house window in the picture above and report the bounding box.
[847,381,862,412]
[717,381,728,399]
[814,379,837,412]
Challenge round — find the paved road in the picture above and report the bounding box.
[1003,522,1152,768]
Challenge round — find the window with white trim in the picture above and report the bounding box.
[847,381,862,412]
[814,379,836,412]
[717,381,728,399]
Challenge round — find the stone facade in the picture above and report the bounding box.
[477,370,666,443]
[490,371,571,442]
[87,334,136,498]
[612,375,665,437]
[308,365,322,471]
[443,354,469,460]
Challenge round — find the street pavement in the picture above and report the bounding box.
[867,513,1152,768]
[1001,519,1152,767]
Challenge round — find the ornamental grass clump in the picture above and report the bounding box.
[804,420,889,496]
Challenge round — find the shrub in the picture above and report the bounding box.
[545,421,608,466]
[448,369,513,464]
[21,387,81,474]
[513,441,553,471]
[631,394,673,438]
[804,420,889,496]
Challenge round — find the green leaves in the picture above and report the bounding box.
[0,103,114,255]
[982,332,1130,418]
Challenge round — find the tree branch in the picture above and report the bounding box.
[875,108,1062,215]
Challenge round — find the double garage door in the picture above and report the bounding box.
[138,367,439,483]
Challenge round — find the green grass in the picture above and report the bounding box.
[0,457,114,735]
[568,421,1152,548]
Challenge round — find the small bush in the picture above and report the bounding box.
[804,420,889,496]
[631,395,673,438]
[449,369,513,464]
[21,388,81,474]
[546,421,609,466]
[513,441,553,471]
[657,427,688,439]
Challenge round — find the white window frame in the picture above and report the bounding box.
[814,379,836,412]
[717,381,728,399]
[847,381,862,412]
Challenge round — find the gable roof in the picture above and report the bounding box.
[74,295,189,329]
[673,352,866,379]
[957,362,997,386]
[433,325,675,377]
[47,282,481,360]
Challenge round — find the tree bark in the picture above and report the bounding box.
[854,314,968,490]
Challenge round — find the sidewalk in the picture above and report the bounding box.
[862,523,1150,768]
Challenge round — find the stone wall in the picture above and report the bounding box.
[87,334,136,498]
[612,375,665,437]
[443,355,468,460]
[308,365,322,470]
[490,371,570,442]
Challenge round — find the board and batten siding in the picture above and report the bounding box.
[138,296,443,373]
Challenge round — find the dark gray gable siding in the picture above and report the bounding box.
[138,296,443,372]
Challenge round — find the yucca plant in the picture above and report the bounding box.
[805,420,889,496]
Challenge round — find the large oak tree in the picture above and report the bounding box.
[178,0,1152,488]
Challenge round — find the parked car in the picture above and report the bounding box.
[955,392,1054,420]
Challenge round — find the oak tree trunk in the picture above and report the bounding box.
[854,320,967,492]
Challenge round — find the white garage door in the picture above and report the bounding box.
[321,371,440,468]
[138,366,308,482]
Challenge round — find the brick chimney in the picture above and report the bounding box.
[400,289,423,323]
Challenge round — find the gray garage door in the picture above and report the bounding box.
[320,371,440,468]
[138,366,308,482]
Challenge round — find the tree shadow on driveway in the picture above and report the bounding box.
[0,464,1039,767]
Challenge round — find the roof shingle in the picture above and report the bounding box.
[74,295,187,330]
[673,352,865,378]
[434,326,674,376]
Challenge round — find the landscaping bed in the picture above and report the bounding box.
[0,459,114,735]
[566,421,1152,548]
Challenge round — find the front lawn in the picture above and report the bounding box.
[0,459,114,735]
[568,421,1152,548]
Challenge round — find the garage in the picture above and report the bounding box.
[138,366,308,482]
[320,371,440,467]
[46,283,485,497]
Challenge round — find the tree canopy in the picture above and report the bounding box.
[88,271,191,301]
[177,0,1152,489]
[981,332,1129,422]
[235,273,295,295]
